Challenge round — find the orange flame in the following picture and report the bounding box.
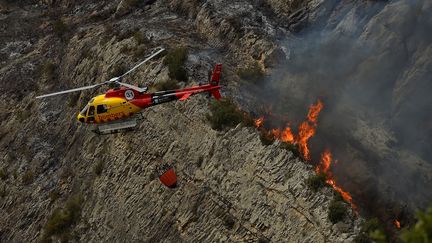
[317,150,357,210]
[281,127,294,143]
[316,149,332,174]
[254,100,356,211]
[255,117,264,128]
[307,100,324,125]
[295,100,324,160]
[394,220,401,229]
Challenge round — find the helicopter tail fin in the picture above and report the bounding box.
[209,64,222,86]
[211,90,221,100]
[209,64,222,100]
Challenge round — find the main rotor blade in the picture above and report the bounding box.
[36,83,104,99]
[119,47,165,78]
[115,81,148,93]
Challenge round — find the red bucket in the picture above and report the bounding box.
[157,164,177,188]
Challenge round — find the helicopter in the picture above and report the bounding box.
[36,47,222,134]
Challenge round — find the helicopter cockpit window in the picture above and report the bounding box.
[88,106,95,117]
[97,104,108,114]
[80,105,89,116]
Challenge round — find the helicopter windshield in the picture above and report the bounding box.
[80,105,89,116]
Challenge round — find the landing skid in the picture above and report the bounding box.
[91,114,144,135]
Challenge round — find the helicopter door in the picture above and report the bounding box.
[87,105,95,122]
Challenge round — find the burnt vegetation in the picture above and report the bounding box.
[259,130,275,145]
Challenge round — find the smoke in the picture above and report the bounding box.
[253,0,432,214]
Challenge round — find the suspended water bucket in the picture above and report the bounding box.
[157,163,177,188]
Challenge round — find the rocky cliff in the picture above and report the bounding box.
[3,0,429,242]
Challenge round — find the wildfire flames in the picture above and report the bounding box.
[316,150,357,210]
[254,99,356,209]
[394,220,401,229]
[298,100,324,160]
[254,117,264,128]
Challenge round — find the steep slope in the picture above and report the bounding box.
[0,1,362,242]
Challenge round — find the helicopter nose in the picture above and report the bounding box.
[77,114,85,123]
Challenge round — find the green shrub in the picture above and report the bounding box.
[280,142,300,157]
[236,62,264,84]
[120,45,130,54]
[49,189,61,202]
[0,185,6,198]
[110,64,127,78]
[22,170,34,185]
[164,47,188,82]
[153,79,179,91]
[223,215,236,230]
[328,200,347,224]
[401,205,432,243]
[67,93,80,108]
[196,156,204,168]
[53,20,68,36]
[42,61,56,80]
[354,218,387,243]
[93,160,104,176]
[306,173,327,192]
[206,98,243,131]
[259,129,275,145]
[132,45,147,59]
[42,195,83,242]
[124,0,140,8]
[0,168,8,181]
[133,31,147,44]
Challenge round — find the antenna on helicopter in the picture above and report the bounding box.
[36,47,165,99]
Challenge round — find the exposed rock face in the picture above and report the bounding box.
[6,0,419,242]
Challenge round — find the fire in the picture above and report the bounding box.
[270,126,295,143]
[281,126,294,143]
[316,150,357,210]
[394,220,401,229]
[316,149,332,174]
[307,99,324,124]
[254,99,357,211]
[255,117,264,128]
[295,100,324,160]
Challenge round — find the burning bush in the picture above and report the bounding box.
[306,173,327,192]
[164,47,188,82]
[206,98,243,130]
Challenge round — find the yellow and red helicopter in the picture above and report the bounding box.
[37,47,222,134]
